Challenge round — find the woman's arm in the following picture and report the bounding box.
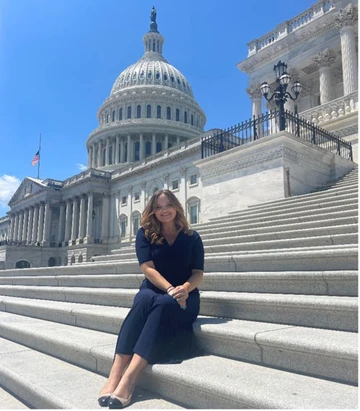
[140,260,173,292]
[171,269,204,305]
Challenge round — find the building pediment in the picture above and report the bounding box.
[8,177,46,206]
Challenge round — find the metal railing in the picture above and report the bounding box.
[201,109,353,161]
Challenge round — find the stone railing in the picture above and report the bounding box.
[247,0,334,56]
[300,91,358,125]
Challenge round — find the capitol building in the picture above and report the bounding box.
[0,0,357,269]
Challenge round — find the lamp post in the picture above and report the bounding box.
[260,61,302,131]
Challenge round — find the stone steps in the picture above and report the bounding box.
[0,386,28,409]
[0,270,356,296]
[0,338,183,409]
[0,313,357,409]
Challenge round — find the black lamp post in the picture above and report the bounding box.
[260,61,302,131]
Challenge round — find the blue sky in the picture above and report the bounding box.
[0,0,315,213]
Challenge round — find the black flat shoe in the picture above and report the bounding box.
[98,393,111,407]
[108,393,133,409]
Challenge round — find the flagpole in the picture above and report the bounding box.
[37,133,42,179]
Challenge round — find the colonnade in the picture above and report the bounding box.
[87,133,181,169]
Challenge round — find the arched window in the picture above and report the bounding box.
[167,106,171,120]
[119,108,123,120]
[127,106,132,119]
[145,141,152,157]
[184,111,188,124]
[102,147,106,166]
[132,212,141,236]
[137,105,141,118]
[15,260,30,269]
[78,254,83,263]
[106,114,109,123]
[157,105,161,119]
[109,145,113,164]
[48,257,56,267]
[156,142,162,153]
[147,104,151,118]
[112,110,115,122]
[134,141,140,161]
[187,197,201,225]
[124,142,128,162]
[191,114,194,125]
[176,109,180,121]
[119,215,127,238]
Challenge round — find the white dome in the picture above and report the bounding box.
[110,54,194,98]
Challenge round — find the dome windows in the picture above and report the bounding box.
[156,72,160,80]
[167,106,171,120]
[136,105,141,118]
[119,108,123,121]
[157,105,161,119]
[184,111,188,124]
[140,71,145,79]
[147,105,151,118]
[164,73,168,81]
[176,109,180,121]
[112,111,115,122]
[148,71,152,79]
[127,106,132,119]
[170,75,175,82]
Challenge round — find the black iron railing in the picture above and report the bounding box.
[201,109,353,161]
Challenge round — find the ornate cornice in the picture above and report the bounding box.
[313,48,336,68]
[246,85,262,99]
[334,3,358,29]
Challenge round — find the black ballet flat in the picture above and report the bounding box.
[108,392,133,409]
[97,393,111,407]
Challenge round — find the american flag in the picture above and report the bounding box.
[31,151,40,166]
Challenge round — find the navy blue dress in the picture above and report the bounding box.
[114,227,204,364]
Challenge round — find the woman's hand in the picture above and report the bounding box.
[169,285,189,309]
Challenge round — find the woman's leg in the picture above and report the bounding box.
[112,354,148,399]
[99,353,132,396]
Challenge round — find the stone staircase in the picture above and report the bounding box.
[0,167,358,409]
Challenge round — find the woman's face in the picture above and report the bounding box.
[153,194,176,224]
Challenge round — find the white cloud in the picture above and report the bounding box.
[0,175,21,210]
[76,163,87,171]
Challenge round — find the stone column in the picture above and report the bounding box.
[180,168,187,218]
[141,182,147,209]
[13,213,19,241]
[79,195,86,239]
[246,85,262,118]
[163,174,169,189]
[17,211,24,242]
[64,200,72,244]
[42,202,51,245]
[22,209,29,242]
[101,194,110,242]
[120,138,125,163]
[127,186,133,240]
[335,4,358,95]
[91,145,96,168]
[97,141,102,167]
[105,138,110,166]
[88,147,92,168]
[152,133,156,155]
[58,203,65,244]
[71,197,79,241]
[112,139,116,164]
[9,215,15,241]
[164,135,168,150]
[176,136,180,146]
[313,48,336,104]
[32,206,39,243]
[27,207,34,243]
[139,133,144,160]
[85,192,93,242]
[115,136,120,164]
[37,203,45,243]
[127,135,131,162]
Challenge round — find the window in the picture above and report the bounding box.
[121,196,127,205]
[106,114,109,123]
[15,260,30,269]
[190,174,198,186]
[156,141,162,153]
[167,106,171,120]
[134,192,140,202]
[134,141,140,161]
[191,114,194,125]
[137,105,141,118]
[172,180,179,190]
[176,109,180,121]
[145,141,151,157]
[119,108,123,120]
[190,205,198,224]
[120,218,127,238]
[184,111,188,124]
[147,104,151,118]
[127,106,132,119]
[133,214,140,234]
[157,105,161,118]
[112,111,115,122]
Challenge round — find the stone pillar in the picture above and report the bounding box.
[42,202,51,245]
[313,48,336,104]
[71,198,79,241]
[180,168,187,218]
[58,203,65,244]
[17,211,24,242]
[152,133,156,155]
[176,136,180,146]
[13,213,19,241]
[164,135,168,150]
[112,139,116,164]
[97,141,102,167]
[127,186,133,240]
[120,138,125,163]
[32,206,39,243]
[163,174,169,189]
[85,192,93,242]
[105,138,110,166]
[22,209,29,242]
[335,4,358,95]
[101,194,110,242]
[88,146,92,168]
[27,207,34,243]
[9,215,15,241]
[79,195,86,239]
[115,136,120,164]
[141,182,147,209]
[64,200,72,244]
[139,133,144,160]
[127,135,131,162]
[37,203,45,243]
[91,145,96,168]
[246,85,262,118]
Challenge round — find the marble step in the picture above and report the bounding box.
[0,270,356,296]
[0,287,357,331]
[0,387,28,409]
[0,338,183,409]
[0,299,357,384]
[0,314,356,409]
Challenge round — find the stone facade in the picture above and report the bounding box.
[0,1,357,269]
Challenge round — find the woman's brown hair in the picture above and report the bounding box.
[140,189,192,244]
